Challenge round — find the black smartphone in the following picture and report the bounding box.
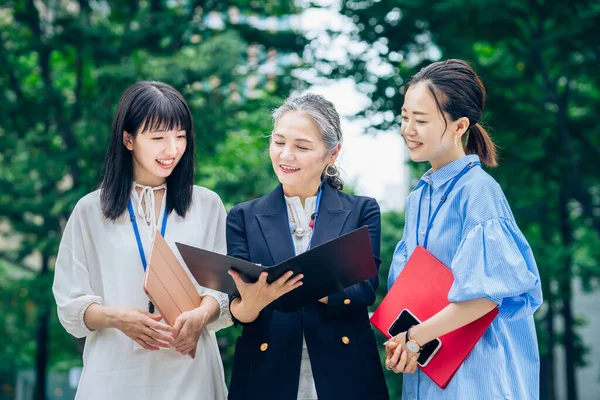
[388,309,442,367]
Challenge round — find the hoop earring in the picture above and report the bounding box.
[325,164,339,177]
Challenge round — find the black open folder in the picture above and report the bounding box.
[175,226,378,312]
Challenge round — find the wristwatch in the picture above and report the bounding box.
[405,327,422,353]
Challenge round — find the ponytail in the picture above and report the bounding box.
[321,164,344,191]
[323,174,344,191]
[466,123,498,167]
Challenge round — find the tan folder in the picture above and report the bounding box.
[144,231,201,358]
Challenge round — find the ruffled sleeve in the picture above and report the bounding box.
[52,204,104,338]
[388,239,408,291]
[448,217,543,320]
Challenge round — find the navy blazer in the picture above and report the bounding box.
[226,183,388,400]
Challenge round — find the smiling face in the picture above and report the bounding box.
[269,111,339,198]
[401,81,468,170]
[123,125,187,186]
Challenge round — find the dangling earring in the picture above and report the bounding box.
[325,163,339,177]
[454,135,460,148]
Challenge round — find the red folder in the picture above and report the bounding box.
[370,245,498,389]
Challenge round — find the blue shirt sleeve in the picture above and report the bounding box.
[388,239,407,291]
[447,217,543,320]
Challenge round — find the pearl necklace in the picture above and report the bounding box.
[287,202,316,238]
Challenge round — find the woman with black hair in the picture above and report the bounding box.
[53,81,230,399]
[385,60,542,399]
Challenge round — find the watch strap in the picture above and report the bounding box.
[406,327,423,351]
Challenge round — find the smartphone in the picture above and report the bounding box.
[388,309,442,367]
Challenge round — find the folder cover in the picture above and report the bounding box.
[176,226,378,313]
[370,245,498,389]
[144,231,201,358]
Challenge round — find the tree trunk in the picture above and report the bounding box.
[540,276,556,400]
[33,254,50,400]
[559,190,578,400]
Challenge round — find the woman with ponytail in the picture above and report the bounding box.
[384,59,542,399]
[226,94,388,400]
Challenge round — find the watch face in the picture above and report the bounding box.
[407,341,420,353]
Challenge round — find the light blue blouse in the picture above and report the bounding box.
[388,155,543,400]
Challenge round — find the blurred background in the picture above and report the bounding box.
[1,0,599,399]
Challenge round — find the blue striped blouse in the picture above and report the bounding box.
[388,154,543,400]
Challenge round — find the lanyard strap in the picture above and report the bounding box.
[287,183,324,256]
[416,162,480,249]
[307,184,324,252]
[128,199,168,271]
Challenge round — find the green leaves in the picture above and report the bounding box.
[0,0,305,389]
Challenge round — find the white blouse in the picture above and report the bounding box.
[285,195,318,400]
[53,186,231,400]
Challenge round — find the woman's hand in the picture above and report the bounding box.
[171,307,211,356]
[384,331,419,374]
[228,270,303,323]
[113,307,174,350]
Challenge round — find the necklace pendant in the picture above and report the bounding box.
[293,226,313,238]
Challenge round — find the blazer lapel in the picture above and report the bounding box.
[255,185,296,265]
[310,184,351,247]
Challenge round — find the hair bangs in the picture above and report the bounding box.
[137,94,192,135]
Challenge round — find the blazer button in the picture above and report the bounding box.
[341,336,350,345]
[343,299,351,305]
[260,343,269,352]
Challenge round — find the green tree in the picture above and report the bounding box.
[0,1,306,397]
[315,1,600,398]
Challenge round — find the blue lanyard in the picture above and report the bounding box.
[416,162,480,249]
[127,200,168,270]
[287,183,324,256]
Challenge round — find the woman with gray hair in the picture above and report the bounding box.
[225,94,389,400]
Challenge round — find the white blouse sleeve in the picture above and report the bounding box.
[200,195,232,333]
[52,204,104,338]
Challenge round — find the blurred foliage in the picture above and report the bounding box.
[312,0,600,397]
[0,0,303,397]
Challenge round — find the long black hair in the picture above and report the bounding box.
[405,59,498,167]
[100,81,195,220]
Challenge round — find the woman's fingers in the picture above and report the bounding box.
[178,344,196,355]
[138,333,163,350]
[287,273,304,287]
[258,271,269,285]
[135,338,158,351]
[387,342,403,369]
[274,271,303,293]
[406,353,419,374]
[384,342,398,368]
[392,347,408,374]
[144,326,174,346]
[145,317,174,333]
[274,270,294,286]
[173,325,189,347]
[228,270,248,290]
